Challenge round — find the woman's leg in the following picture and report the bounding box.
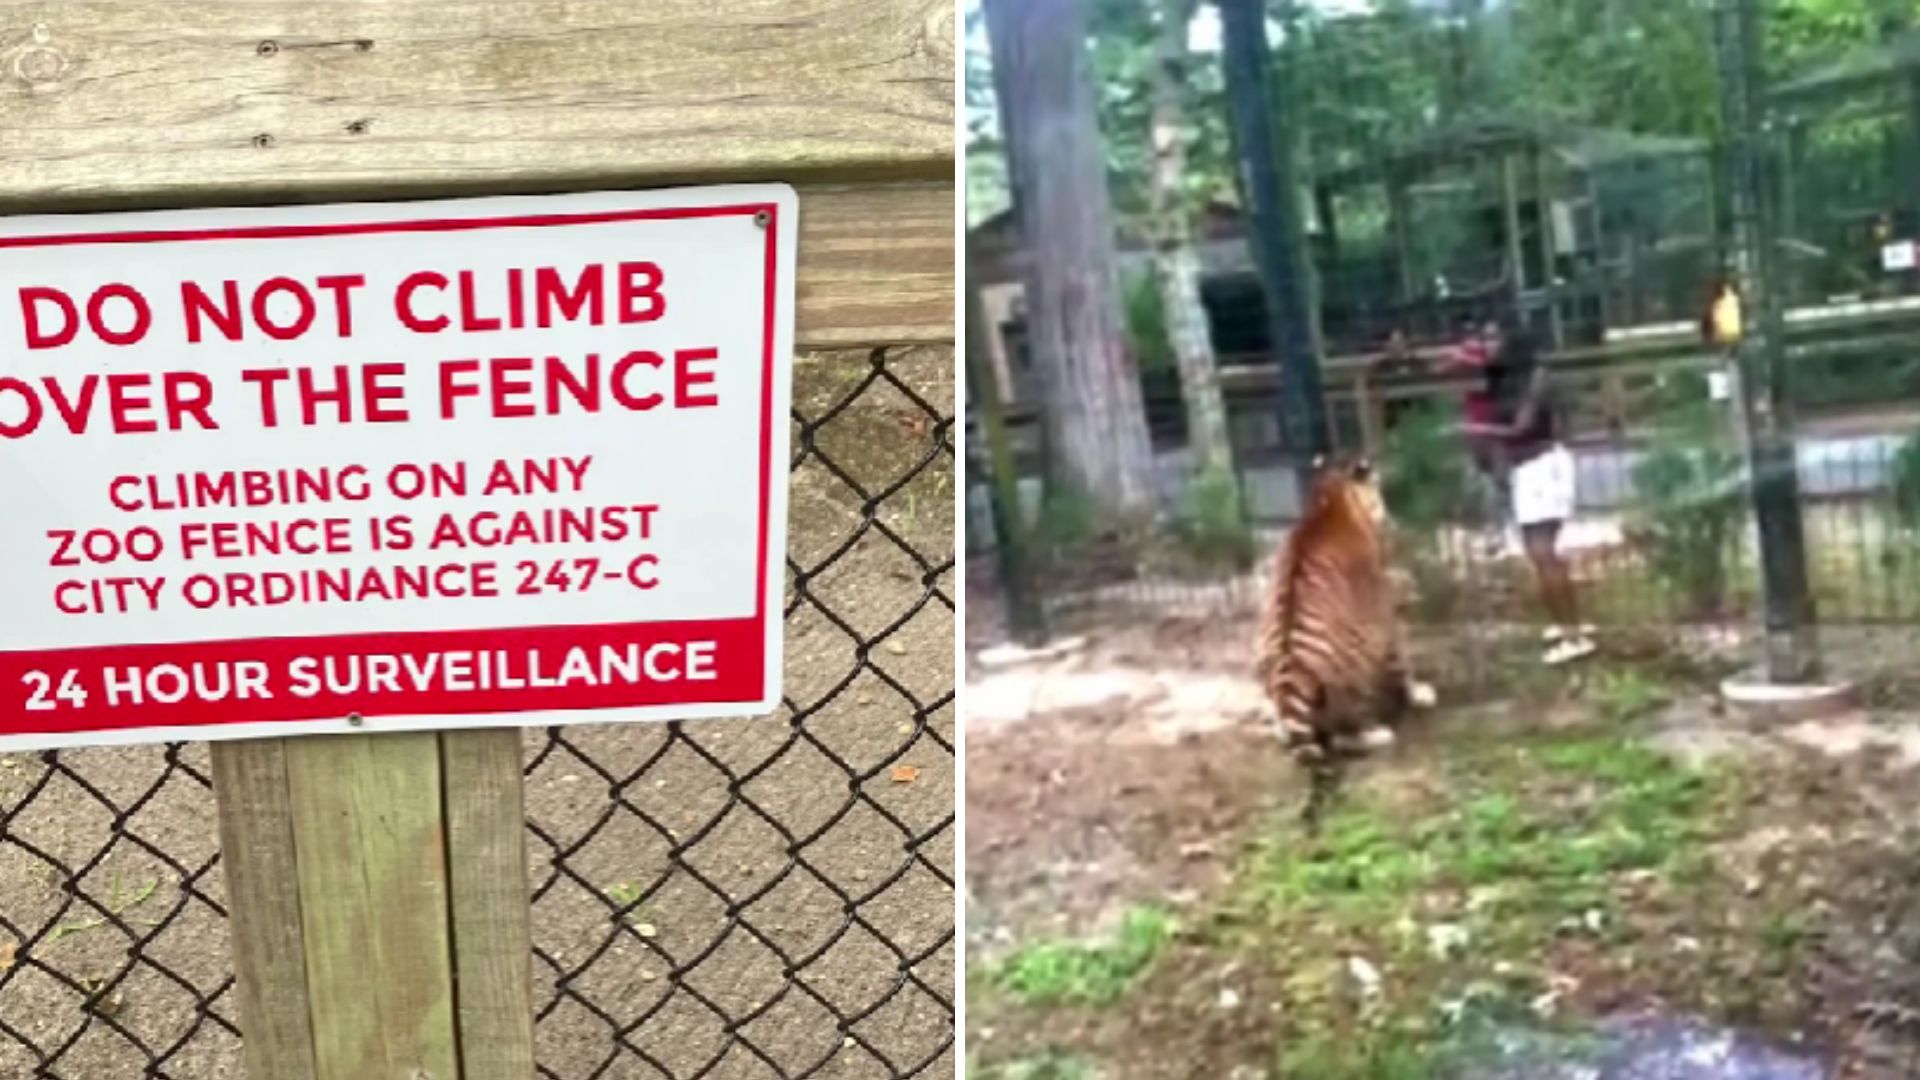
[1514,447,1594,662]
[1522,522,1576,627]
[1522,525,1594,663]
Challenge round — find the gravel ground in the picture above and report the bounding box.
[0,345,955,1079]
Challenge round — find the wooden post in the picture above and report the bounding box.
[1353,370,1383,458]
[1588,173,1611,335]
[1533,143,1565,348]
[1388,173,1416,314]
[214,730,535,1080]
[1501,150,1527,308]
[1780,119,1806,304]
[5,5,955,1080]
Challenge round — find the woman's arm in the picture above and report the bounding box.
[1506,366,1548,434]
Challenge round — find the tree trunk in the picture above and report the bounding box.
[984,0,1158,518]
[1149,0,1237,485]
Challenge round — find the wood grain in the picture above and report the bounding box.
[284,732,459,1080]
[210,739,321,1080]
[0,3,954,347]
[0,1,952,196]
[797,180,953,348]
[440,729,536,1080]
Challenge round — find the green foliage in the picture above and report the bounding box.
[1278,1026,1444,1080]
[1501,0,1721,138]
[1377,400,1477,622]
[1035,486,1103,556]
[1252,730,1723,1077]
[1629,404,1744,619]
[1379,400,1474,532]
[995,907,1176,1006]
[1261,734,1709,919]
[969,0,1912,236]
[1085,0,1235,216]
[1589,668,1670,725]
[1792,350,1920,412]
[1892,429,1920,529]
[1771,0,1919,71]
[1122,270,1174,375]
[1172,466,1254,569]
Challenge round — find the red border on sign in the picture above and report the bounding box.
[0,202,781,736]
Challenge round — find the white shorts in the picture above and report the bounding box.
[1510,444,1575,527]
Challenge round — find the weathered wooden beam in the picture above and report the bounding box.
[0,2,952,191]
[796,181,954,348]
[442,729,538,1080]
[0,5,956,349]
[214,728,538,1080]
[211,740,321,1080]
[282,731,459,1079]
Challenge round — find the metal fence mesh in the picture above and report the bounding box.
[0,344,956,1080]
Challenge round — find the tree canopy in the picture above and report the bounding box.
[966,0,1920,229]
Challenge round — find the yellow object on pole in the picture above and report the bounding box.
[1710,284,1744,345]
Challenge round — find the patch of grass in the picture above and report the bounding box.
[1276,991,1575,1079]
[970,1050,1098,1080]
[1171,467,1254,570]
[1248,730,1733,1073]
[1758,912,1812,978]
[1035,487,1102,556]
[1264,735,1709,915]
[1279,1025,1437,1080]
[1588,668,1670,724]
[994,908,1176,1007]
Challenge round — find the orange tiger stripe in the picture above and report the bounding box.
[1256,457,1415,791]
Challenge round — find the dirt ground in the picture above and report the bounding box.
[0,346,955,1080]
[966,611,1920,1080]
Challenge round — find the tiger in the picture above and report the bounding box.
[1254,454,1436,830]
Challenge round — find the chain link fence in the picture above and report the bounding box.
[0,344,956,1080]
[968,1,1920,655]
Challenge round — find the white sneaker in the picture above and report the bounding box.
[1333,726,1398,754]
[1544,637,1597,665]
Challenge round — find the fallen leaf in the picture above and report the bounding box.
[884,641,907,656]
[633,922,659,939]
[891,765,920,784]
[890,409,932,438]
[0,939,16,971]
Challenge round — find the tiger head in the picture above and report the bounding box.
[1308,454,1387,528]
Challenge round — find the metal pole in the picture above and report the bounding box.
[1218,0,1328,461]
[1714,0,1819,681]
[966,243,1046,644]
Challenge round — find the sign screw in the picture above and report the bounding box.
[347,713,365,728]
[753,210,771,229]
[257,40,279,57]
